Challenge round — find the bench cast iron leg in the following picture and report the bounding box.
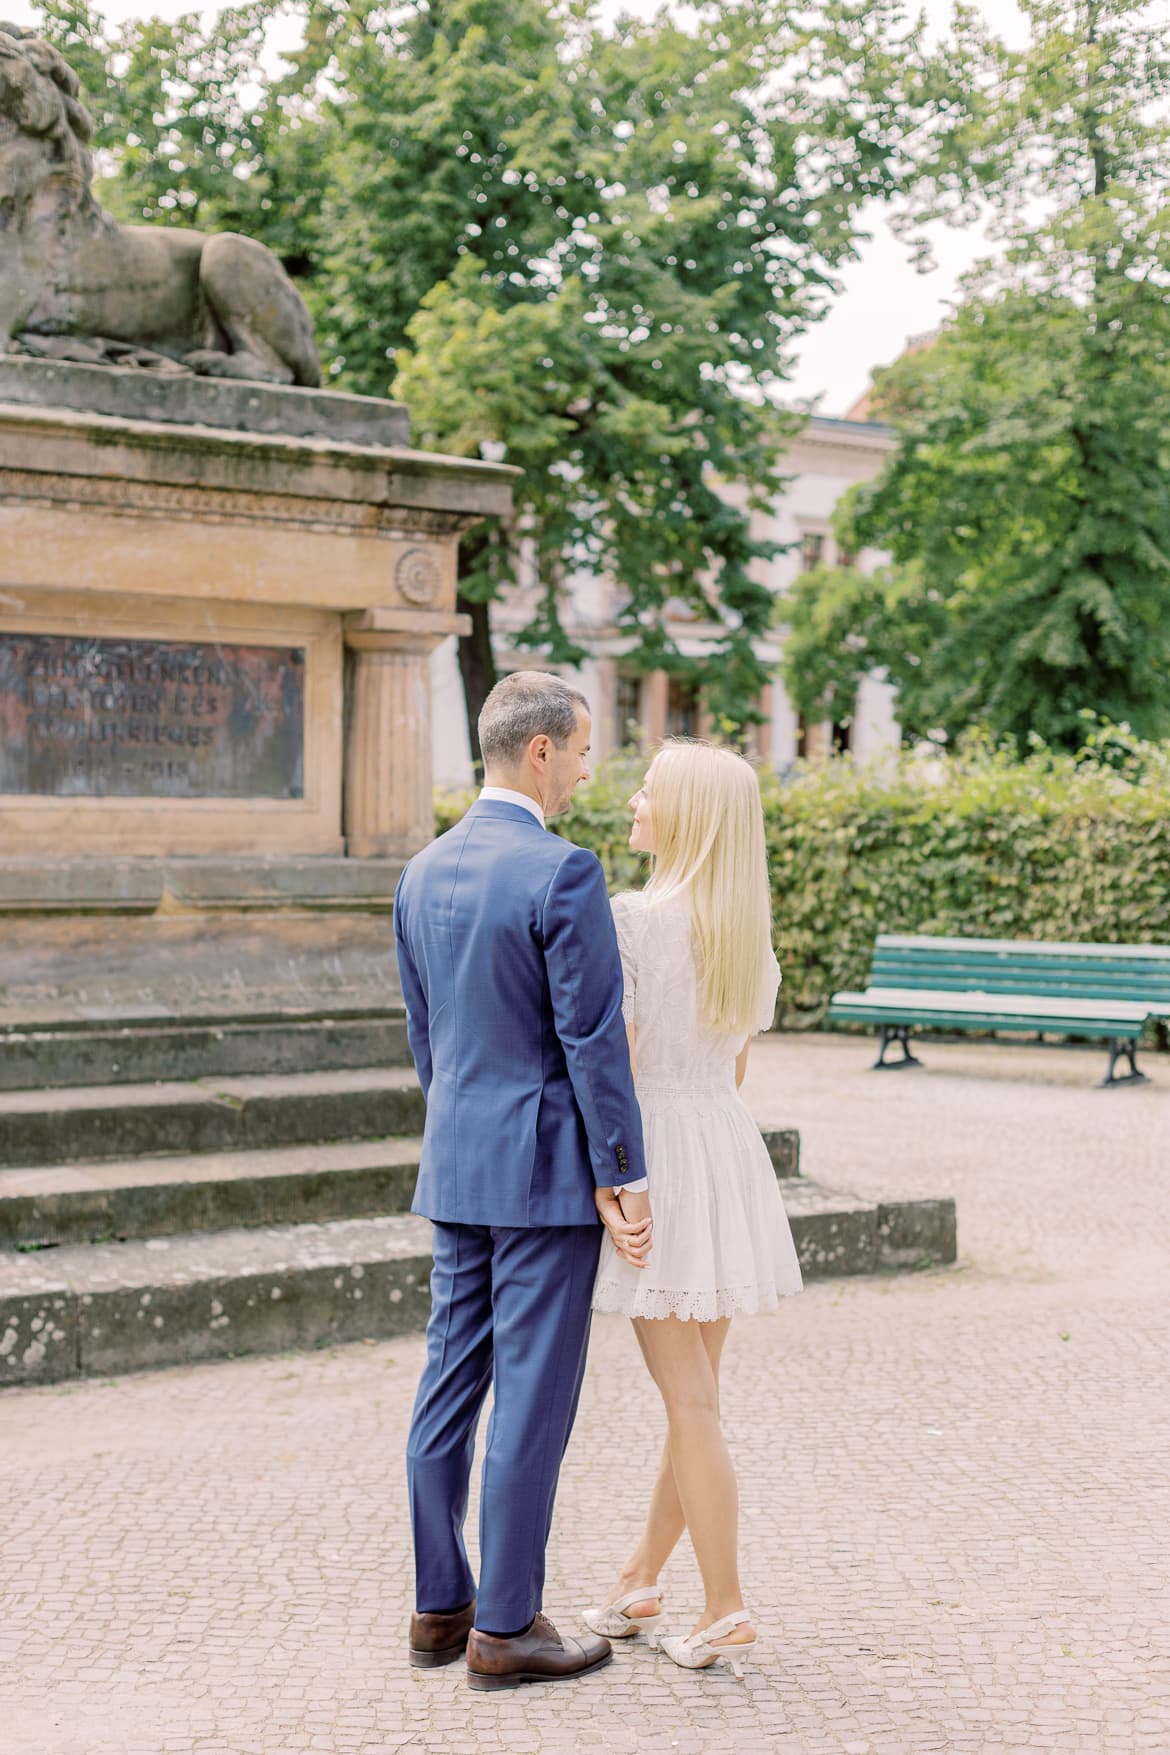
[873,1025,923,1071]
[1101,1038,1148,1087]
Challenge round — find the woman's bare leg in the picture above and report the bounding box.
[601,1321,730,1612]
[603,1436,684,1618]
[601,1318,750,1639]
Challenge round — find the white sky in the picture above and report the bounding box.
[7,0,1030,414]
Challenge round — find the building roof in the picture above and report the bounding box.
[846,329,939,420]
[808,413,892,438]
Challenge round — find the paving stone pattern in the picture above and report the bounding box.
[1,1033,1168,1755]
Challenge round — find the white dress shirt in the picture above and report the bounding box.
[477,786,648,1197]
[479,784,545,825]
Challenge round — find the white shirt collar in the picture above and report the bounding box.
[479,785,545,827]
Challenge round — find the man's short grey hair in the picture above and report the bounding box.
[479,670,589,769]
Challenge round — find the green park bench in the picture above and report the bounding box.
[829,934,1170,1087]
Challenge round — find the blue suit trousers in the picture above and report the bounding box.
[406,1221,603,1631]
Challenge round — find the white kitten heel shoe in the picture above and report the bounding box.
[658,1609,757,1679]
[581,1587,665,1642]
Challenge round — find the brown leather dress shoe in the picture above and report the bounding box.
[466,1613,612,1690]
[409,1599,476,1668]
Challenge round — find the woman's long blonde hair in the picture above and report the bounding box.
[642,740,773,1036]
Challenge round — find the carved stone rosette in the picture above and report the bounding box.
[395,547,441,607]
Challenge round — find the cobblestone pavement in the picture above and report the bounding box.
[2,1034,1168,1755]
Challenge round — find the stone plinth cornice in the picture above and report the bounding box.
[0,402,518,520]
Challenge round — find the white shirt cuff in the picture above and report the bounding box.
[618,1177,649,1194]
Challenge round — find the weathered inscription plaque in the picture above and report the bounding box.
[0,635,305,799]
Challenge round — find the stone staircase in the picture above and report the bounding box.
[0,1015,955,1389]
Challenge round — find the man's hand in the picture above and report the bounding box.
[595,1186,653,1268]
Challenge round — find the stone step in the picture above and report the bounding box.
[781,1180,957,1278]
[0,1125,804,1251]
[0,1181,957,1388]
[0,1012,411,1091]
[0,1212,435,1386]
[0,1137,424,1250]
[0,1068,426,1169]
[761,1128,800,1178]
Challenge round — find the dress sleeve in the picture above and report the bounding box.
[610,893,640,1026]
[755,948,782,1033]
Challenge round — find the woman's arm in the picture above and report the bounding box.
[594,1019,651,1266]
[626,1022,637,1082]
[735,1038,751,1088]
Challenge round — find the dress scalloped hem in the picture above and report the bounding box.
[592,890,804,1324]
[591,1278,800,1324]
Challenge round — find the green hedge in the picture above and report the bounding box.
[436,732,1170,1029]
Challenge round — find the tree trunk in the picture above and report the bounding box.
[456,584,497,777]
[1084,0,1108,200]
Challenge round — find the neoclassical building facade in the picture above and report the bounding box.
[432,413,897,784]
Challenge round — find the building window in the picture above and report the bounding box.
[666,677,700,739]
[615,672,642,749]
[832,718,853,755]
[800,531,825,572]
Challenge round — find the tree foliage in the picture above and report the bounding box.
[378,0,960,738]
[32,0,968,749]
[783,0,1170,752]
[31,0,294,230]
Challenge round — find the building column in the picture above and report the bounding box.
[593,656,618,761]
[804,720,833,762]
[343,608,469,859]
[644,669,668,745]
[755,683,773,763]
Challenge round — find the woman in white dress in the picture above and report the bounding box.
[584,740,803,1678]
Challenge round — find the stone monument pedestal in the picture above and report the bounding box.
[0,360,514,1033]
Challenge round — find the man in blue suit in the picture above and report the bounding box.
[394,670,650,1690]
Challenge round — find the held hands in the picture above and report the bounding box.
[595,1185,653,1268]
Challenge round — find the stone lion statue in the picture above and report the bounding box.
[0,22,320,385]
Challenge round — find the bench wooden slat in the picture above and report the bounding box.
[830,988,1149,1034]
[872,948,1170,973]
[871,946,1170,973]
[869,965,1170,999]
[870,954,1170,980]
[872,947,1170,970]
[875,934,1170,961]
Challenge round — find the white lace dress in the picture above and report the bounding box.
[592,891,804,1322]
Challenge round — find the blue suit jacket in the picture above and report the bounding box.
[393,799,647,1228]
